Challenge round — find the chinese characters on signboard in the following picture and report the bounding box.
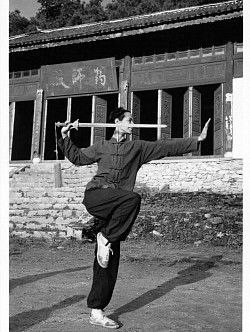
[41,58,118,97]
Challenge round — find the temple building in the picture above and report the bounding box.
[9,0,243,162]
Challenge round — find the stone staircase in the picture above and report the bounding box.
[9,158,243,245]
[9,162,97,239]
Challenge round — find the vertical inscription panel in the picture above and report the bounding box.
[131,93,141,140]
[161,90,172,139]
[213,84,223,155]
[183,89,190,138]
[192,88,201,156]
[94,97,107,143]
[192,88,201,136]
[31,89,43,156]
[234,59,243,78]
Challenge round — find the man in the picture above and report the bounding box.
[58,107,210,329]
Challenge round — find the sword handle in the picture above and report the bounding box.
[55,119,79,130]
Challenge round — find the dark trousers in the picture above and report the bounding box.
[83,188,141,309]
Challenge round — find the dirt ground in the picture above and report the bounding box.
[9,239,242,332]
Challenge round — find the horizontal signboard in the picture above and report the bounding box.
[41,58,118,97]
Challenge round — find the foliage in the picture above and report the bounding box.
[105,0,229,19]
[9,0,229,36]
[9,10,32,36]
[35,0,84,29]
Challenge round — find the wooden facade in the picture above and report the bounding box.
[9,0,243,161]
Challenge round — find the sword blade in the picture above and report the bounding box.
[56,121,167,128]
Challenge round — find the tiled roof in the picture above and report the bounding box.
[9,0,242,52]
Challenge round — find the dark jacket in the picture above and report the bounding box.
[58,136,199,192]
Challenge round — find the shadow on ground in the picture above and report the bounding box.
[9,294,86,332]
[111,255,223,327]
[10,265,91,291]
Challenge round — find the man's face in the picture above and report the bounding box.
[116,112,134,135]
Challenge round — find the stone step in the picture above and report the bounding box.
[10,170,93,189]
[13,168,95,175]
[20,170,94,174]
[9,186,86,193]
[9,181,90,188]
[9,195,84,204]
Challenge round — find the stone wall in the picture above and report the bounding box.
[135,157,243,194]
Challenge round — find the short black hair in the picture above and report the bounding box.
[108,107,130,123]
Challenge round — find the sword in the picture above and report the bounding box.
[55,119,167,130]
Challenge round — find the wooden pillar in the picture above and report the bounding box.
[119,55,131,110]
[9,102,15,161]
[41,99,48,160]
[224,41,234,156]
[31,89,43,159]
[66,97,72,142]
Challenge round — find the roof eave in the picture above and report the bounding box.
[9,12,242,53]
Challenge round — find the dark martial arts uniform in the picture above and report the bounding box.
[58,135,199,310]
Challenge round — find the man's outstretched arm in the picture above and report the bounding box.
[139,118,211,164]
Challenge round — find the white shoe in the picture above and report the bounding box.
[97,232,113,268]
[89,311,119,329]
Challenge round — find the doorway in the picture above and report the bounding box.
[70,96,92,148]
[11,100,34,161]
[195,84,218,156]
[43,98,67,160]
[132,90,158,141]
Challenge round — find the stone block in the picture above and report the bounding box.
[66,227,82,240]
[37,203,53,209]
[27,223,42,230]
[12,231,30,238]
[9,216,24,223]
[57,224,67,231]
[33,231,44,238]
[36,210,51,216]
[62,210,74,218]
[44,217,55,224]
[9,209,25,216]
[54,217,65,224]
[27,211,38,217]
[53,204,68,210]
